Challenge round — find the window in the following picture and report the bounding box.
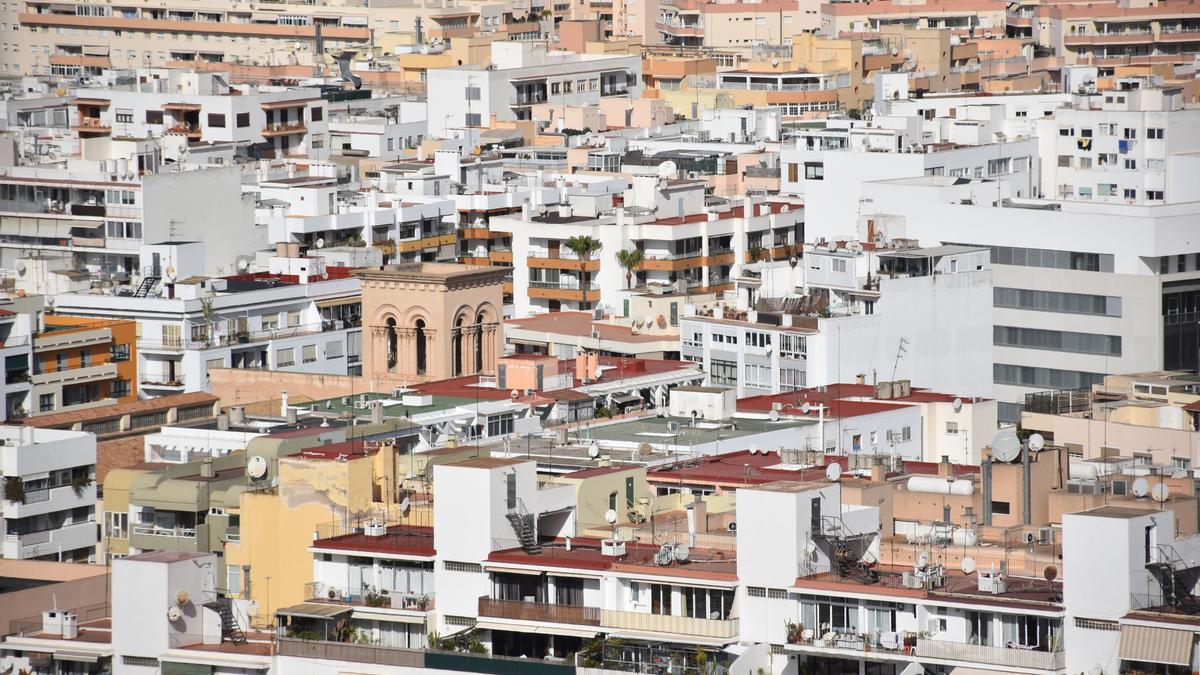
[443,561,482,573]
[80,351,91,367]
[991,500,1011,515]
[55,353,66,371]
[236,112,250,127]
[145,110,163,124]
[994,325,1121,356]
[746,331,771,348]
[487,413,514,436]
[465,113,481,127]
[1097,183,1116,197]
[276,347,294,367]
[743,363,771,390]
[1078,157,1092,169]
[1147,127,1164,140]
[1123,128,1137,139]
[310,107,323,121]
[946,421,959,435]
[227,566,242,595]
[994,287,1120,316]
[287,310,302,327]
[1123,159,1137,170]
[131,411,168,428]
[1057,155,1072,168]
[804,162,824,180]
[207,113,225,127]
[105,221,142,239]
[1146,190,1164,201]
[1123,189,1137,199]
[39,393,54,412]
[709,359,737,386]
[115,108,133,124]
[108,511,128,539]
[105,189,136,205]
[301,344,317,363]
[780,333,806,359]
[650,583,672,615]
[326,341,344,359]
[788,163,798,182]
[1058,127,1074,136]
[779,368,805,392]
[1173,457,1191,470]
[110,344,130,361]
[994,363,1105,389]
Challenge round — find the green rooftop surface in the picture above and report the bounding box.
[304,391,492,419]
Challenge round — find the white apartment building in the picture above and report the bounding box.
[499,176,803,317]
[855,174,1200,422]
[0,426,97,561]
[427,42,642,137]
[681,243,993,400]
[53,244,362,397]
[74,70,330,160]
[1037,81,1200,205]
[0,134,257,278]
[0,297,39,422]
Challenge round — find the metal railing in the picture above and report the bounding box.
[602,609,738,639]
[915,639,1065,670]
[132,524,197,538]
[529,280,600,291]
[306,582,433,611]
[276,638,425,667]
[478,596,601,625]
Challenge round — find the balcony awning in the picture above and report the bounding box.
[1119,624,1193,665]
[53,652,99,664]
[316,297,360,309]
[341,15,368,26]
[276,602,353,620]
[475,620,597,639]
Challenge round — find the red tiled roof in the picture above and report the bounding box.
[25,392,219,428]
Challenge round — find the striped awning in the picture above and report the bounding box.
[1119,624,1194,665]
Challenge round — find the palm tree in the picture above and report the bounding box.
[564,235,603,310]
[615,249,644,289]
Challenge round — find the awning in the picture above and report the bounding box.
[486,566,545,576]
[81,45,109,56]
[341,15,368,26]
[475,620,597,639]
[53,652,99,663]
[316,297,360,309]
[249,12,277,21]
[276,602,353,620]
[1119,624,1194,665]
[611,394,642,406]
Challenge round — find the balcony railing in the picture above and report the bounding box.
[308,582,434,611]
[478,597,601,625]
[602,609,738,638]
[138,320,360,353]
[529,280,600,291]
[915,639,1065,670]
[132,524,197,538]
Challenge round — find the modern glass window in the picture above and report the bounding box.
[994,363,1106,389]
[994,325,1121,356]
[995,288,1121,316]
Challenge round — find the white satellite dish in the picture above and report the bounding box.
[399,495,410,513]
[1132,477,1150,498]
[247,455,268,480]
[825,463,842,482]
[638,442,654,456]
[1028,433,1045,452]
[15,261,25,275]
[673,544,690,562]
[316,237,325,249]
[748,445,759,455]
[594,367,603,381]
[510,389,519,399]
[588,442,600,459]
[952,397,963,413]
[167,606,183,622]
[805,539,817,554]
[237,258,250,272]
[164,265,177,281]
[768,409,780,422]
[990,429,1021,463]
[801,402,812,414]
[1151,483,1170,503]
[656,160,678,179]
[960,556,977,574]
[604,508,618,524]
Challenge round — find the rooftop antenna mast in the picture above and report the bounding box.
[890,337,909,382]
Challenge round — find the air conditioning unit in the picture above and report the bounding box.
[363,520,387,536]
[977,569,1007,595]
[1038,527,1053,546]
[1021,531,1037,545]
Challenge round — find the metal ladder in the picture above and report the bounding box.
[210,597,247,645]
[505,499,542,555]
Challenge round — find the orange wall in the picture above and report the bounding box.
[41,317,138,403]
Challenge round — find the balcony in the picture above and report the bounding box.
[140,375,186,389]
[528,251,600,271]
[263,121,308,137]
[307,583,434,611]
[72,117,111,135]
[478,597,601,625]
[167,123,201,139]
[396,233,455,254]
[601,609,738,639]
[915,639,1065,671]
[32,362,118,387]
[528,280,601,303]
[132,524,197,538]
[5,369,29,385]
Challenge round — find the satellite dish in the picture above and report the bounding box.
[175,589,191,606]
[510,389,520,399]
[990,429,1021,463]
[748,445,759,455]
[594,366,603,381]
[673,544,690,562]
[1028,433,1045,452]
[638,442,654,456]
[916,551,930,569]
[15,261,25,275]
[801,402,812,414]
[952,397,963,413]
[604,508,618,524]
[768,410,780,422]
[167,606,183,622]
[826,463,842,482]
[316,237,325,249]
[164,265,177,281]
[1151,483,1170,503]
[237,258,250,272]
[657,160,678,179]
[1132,478,1150,497]
[399,495,410,513]
[247,455,268,480]
[1043,564,1059,582]
[960,556,977,574]
[588,442,600,459]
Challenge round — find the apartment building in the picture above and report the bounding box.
[427,42,642,137]
[657,0,823,51]
[681,243,993,399]
[0,133,256,278]
[5,0,375,76]
[30,316,137,417]
[820,0,1008,39]
[499,176,802,316]
[1039,0,1200,67]
[0,426,97,562]
[1037,80,1200,204]
[0,297,38,423]
[52,244,363,396]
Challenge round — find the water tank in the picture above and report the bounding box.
[1069,463,1099,480]
[116,157,129,176]
[951,528,978,547]
[907,476,974,496]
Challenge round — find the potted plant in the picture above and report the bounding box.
[70,474,93,498]
[784,620,804,644]
[3,476,25,504]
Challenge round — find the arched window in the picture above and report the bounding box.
[452,316,465,377]
[386,317,398,371]
[414,319,427,375]
[475,311,486,374]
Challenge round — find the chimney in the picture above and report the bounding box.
[42,611,64,636]
[575,352,588,381]
[61,613,78,640]
[200,459,215,478]
[559,203,573,218]
[876,381,893,399]
[280,390,289,417]
[370,400,385,425]
[216,413,230,432]
[870,462,886,483]
[521,201,531,222]
[286,407,298,425]
[938,455,953,477]
[855,373,866,385]
[688,496,708,533]
[229,406,246,426]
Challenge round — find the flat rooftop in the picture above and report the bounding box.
[584,414,812,447]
